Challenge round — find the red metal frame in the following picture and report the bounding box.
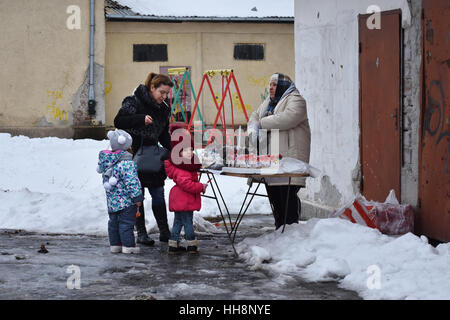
[187,71,249,145]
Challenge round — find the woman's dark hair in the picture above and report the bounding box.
[145,73,173,90]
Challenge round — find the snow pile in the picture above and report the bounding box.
[0,133,270,234]
[237,218,450,300]
[116,0,293,18]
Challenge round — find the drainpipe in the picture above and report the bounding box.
[88,0,96,117]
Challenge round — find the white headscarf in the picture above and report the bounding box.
[270,73,279,83]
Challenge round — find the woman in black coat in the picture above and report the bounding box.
[114,73,173,245]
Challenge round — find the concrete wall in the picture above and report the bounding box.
[105,21,294,127]
[401,0,422,208]
[294,0,422,216]
[0,0,106,138]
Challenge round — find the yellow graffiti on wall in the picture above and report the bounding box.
[248,75,269,88]
[248,75,269,102]
[46,90,68,122]
[104,81,112,95]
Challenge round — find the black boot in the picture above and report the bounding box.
[186,240,199,254]
[168,240,186,254]
[135,205,155,246]
[137,233,155,246]
[152,204,171,242]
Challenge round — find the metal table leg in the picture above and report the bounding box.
[281,176,292,233]
[200,171,237,256]
[231,178,264,243]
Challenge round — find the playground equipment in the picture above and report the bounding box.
[187,69,249,135]
[167,67,206,130]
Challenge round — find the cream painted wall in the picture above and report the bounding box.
[105,21,294,126]
[105,31,198,126]
[0,0,105,132]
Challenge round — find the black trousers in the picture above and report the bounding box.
[265,185,301,230]
[135,185,169,236]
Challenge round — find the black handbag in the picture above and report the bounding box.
[133,138,170,174]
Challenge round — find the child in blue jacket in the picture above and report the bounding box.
[97,129,144,254]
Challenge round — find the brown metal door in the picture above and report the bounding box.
[359,10,402,203]
[419,0,450,242]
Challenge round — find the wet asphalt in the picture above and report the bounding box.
[0,214,361,300]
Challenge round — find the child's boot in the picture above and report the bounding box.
[110,245,122,253]
[122,246,140,254]
[168,240,186,254]
[187,240,199,254]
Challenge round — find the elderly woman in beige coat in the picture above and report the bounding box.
[248,72,311,229]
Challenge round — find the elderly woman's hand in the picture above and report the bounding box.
[247,121,261,152]
[145,115,153,125]
[248,121,261,136]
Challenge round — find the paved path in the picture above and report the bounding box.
[0,215,361,300]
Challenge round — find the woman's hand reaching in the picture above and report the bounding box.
[145,115,153,125]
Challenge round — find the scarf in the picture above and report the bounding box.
[264,73,295,117]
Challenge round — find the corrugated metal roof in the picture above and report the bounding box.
[104,0,294,23]
[104,0,136,16]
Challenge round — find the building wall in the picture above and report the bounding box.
[401,0,422,209]
[0,0,106,138]
[294,0,421,215]
[105,21,294,127]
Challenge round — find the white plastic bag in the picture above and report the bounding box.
[279,157,321,178]
[384,189,400,205]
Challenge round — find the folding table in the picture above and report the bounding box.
[199,169,309,256]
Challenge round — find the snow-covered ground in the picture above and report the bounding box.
[0,133,270,235]
[0,133,448,300]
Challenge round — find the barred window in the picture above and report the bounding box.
[233,44,264,60]
[133,44,168,62]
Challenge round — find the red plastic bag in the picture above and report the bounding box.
[370,190,414,235]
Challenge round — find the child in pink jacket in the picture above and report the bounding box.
[164,125,207,254]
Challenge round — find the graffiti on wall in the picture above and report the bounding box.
[260,87,269,102]
[248,75,269,102]
[46,90,69,122]
[424,80,449,173]
[104,81,112,95]
[213,92,252,114]
[248,75,269,88]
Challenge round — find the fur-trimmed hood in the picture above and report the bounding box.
[134,84,161,109]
